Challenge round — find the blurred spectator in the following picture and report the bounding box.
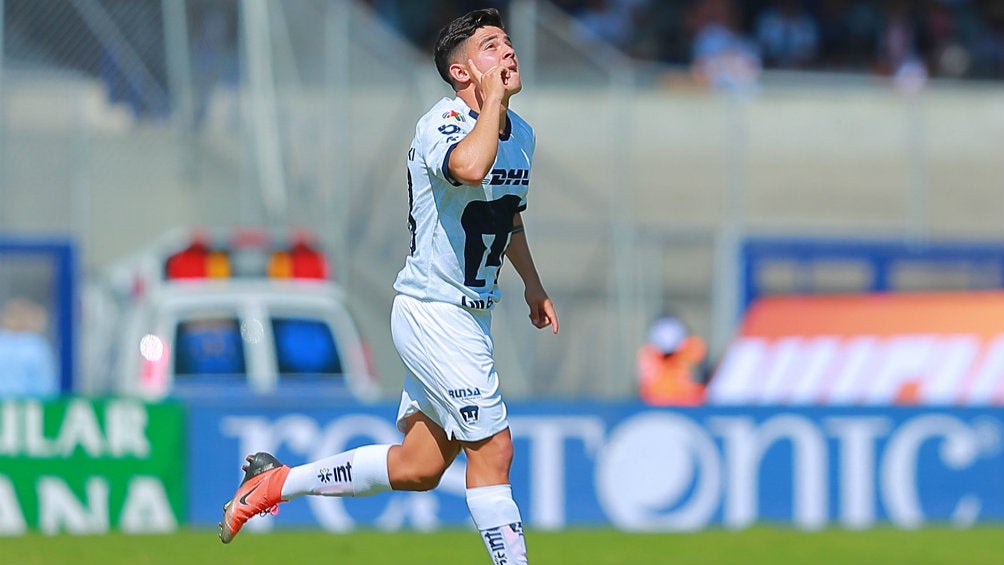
[816,0,855,68]
[571,0,650,54]
[874,0,932,76]
[6,0,1001,100]
[636,315,707,406]
[971,0,1004,78]
[922,0,970,78]
[688,0,761,90]
[363,0,505,52]
[0,298,58,398]
[755,0,820,69]
[816,0,880,70]
[640,2,692,63]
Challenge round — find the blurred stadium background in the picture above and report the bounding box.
[0,0,1003,555]
[2,0,1003,398]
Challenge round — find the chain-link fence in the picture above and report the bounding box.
[1,0,246,269]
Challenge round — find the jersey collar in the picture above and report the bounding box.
[466,108,513,141]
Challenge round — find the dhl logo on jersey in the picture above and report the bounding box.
[488,168,529,186]
[708,291,1004,405]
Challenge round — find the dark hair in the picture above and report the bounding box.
[434,8,505,87]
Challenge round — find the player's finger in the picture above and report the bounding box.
[544,300,559,334]
[472,59,505,84]
[467,59,483,84]
[529,300,558,333]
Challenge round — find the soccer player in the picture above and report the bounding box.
[218,8,558,564]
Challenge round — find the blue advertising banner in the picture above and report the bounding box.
[188,402,1004,532]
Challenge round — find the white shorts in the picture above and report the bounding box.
[391,293,509,442]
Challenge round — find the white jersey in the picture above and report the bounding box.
[394,96,534,309]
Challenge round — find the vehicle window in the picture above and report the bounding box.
[174,318,246,377]
[272,317,342,377]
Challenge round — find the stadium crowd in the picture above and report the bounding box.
[3,0,1000,121]
[364,0,1004,80]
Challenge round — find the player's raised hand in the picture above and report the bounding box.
[467,59,509,102]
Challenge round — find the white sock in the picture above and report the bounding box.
[281,444,392,499]
[467,484,528,565]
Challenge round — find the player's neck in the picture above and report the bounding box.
[459,90,509,132]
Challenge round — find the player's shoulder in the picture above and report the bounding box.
[506,109,534,139]
[507,108,531,129]
[417,97,473,130]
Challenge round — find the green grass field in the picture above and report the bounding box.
[5,526,1002,565]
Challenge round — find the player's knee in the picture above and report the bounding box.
[486,439,513,469]
[397,464,446,491]
[412,472,444,492]
[389,451,449,491]
[464,432,514,475]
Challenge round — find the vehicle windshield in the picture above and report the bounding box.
[272,317,342,378]
[171,311,349,399]
[174,317,246,379]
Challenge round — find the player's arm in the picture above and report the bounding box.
[505,213,558,334]
[448,60,507,186]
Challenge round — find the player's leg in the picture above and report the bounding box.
[281,405,462,496]
[391,293,527,562]
[284,409,460,497]
[463,427,529,565]
[387,411,462,490]
[219,411,459,543]
[219,439,395,544]
[280,445,392,498]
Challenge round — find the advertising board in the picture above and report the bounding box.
[709,292,1004,405]
[0,398,185,534]
[188,402,1004,532]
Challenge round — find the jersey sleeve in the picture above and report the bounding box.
[417,111,469,187]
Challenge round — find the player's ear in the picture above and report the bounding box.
[449,61,470,85]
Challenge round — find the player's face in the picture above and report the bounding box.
[466,25,521,93]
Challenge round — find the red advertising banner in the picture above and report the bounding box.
[708,291,1004,405]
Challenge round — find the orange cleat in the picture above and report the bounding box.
[218,452,291,544]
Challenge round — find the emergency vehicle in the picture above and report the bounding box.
[83,228,378,401]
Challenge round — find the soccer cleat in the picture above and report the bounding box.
[218,452,291,544]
